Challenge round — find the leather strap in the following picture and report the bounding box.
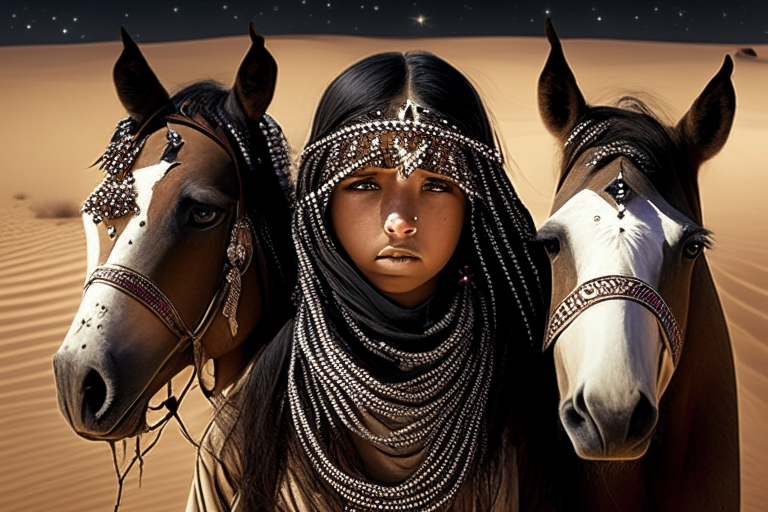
[544,275,683,367]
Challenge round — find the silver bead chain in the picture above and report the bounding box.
[287,107,542,509]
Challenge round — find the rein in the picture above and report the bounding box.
[543,275,683,367]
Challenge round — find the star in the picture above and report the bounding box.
[173,7,179,13]
[373,5,379,11]
[412,15,428,26]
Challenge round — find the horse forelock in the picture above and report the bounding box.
[557,100,701,222]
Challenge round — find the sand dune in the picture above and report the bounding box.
[0,35,766,511]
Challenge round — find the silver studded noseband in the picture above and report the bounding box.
[543,275,683,367]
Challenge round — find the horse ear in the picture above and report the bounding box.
[113,27,170,125]
[675,55,735,169]
[537,19,587,143]
[233,23,277,122]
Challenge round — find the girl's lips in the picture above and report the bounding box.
[376,246,420,259]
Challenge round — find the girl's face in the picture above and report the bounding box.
[330,166,466,308]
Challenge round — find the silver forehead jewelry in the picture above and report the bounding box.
[605,167,632,219]
[82,118,144,227]
[565,119,654,174]
[301,99,503,200]
[586,140,654,173]
[82,119,185,234]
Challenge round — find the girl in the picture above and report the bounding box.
[190,51,551,512]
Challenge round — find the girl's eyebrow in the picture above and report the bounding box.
[349,169,383,178]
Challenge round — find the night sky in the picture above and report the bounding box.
[2,1,766,45]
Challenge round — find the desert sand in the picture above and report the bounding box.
[0,34,766,511]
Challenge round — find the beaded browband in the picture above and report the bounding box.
[543,275,683,367]
[300,99,502,199]
[565,118,655,173]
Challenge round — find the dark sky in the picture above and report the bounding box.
[2,0,766,45]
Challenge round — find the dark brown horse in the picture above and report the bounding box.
[53,25,295,445]
[536,20,739,511]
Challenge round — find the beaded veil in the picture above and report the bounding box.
[283,100,547,511]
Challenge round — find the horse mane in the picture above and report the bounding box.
[167,80,296,327]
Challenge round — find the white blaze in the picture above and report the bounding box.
[543,189,687,288]
[105,161,172,266]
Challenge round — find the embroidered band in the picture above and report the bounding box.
[543,275,682,367]
[85,264,193,340]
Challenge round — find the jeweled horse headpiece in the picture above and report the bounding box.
[300,99,502,199]
[81,110,291,342]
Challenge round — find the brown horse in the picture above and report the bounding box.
[53,25,295,445]
[536,21,739,511]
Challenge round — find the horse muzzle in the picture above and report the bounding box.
[53,283,189,440]
[546,275,680,460]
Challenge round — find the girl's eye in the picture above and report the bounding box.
[346,178,380,191]
[423,179,452,192]
[190,206,220,226]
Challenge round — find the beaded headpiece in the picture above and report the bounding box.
[565,118,655,173]
[300,99,503,199]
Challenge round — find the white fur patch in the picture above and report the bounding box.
[543,189,691,418]
[105,161,172,266]
[542,190,687,288]
[83,214,101,279]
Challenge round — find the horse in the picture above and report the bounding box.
[53,24,295,453]
[535,20,739,511]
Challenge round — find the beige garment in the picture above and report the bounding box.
[187,410,519,512]
[186,361,519,512]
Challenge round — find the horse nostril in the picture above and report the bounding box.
[573,387,588,417]
[627,392,657,441]
[563,387,589,427]
[83,369,107,417]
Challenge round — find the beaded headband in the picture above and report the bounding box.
[300,99,502,199]
[565,118,655,173]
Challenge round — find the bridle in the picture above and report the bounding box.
[543,274,683,367]
[82,108,257,408]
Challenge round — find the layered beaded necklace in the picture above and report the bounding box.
[285,100,545,511]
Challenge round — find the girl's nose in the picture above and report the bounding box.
[384,213,417,238]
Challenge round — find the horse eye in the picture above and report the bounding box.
[683,240,704,259]
[191,206,219,225]
[541,237,561,258]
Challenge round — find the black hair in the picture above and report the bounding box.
[235,52,553,512]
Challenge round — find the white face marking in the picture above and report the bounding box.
[83,213,100,278]
[542,189,693,447]
[542,189,688,288]
[105,161,173,267]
